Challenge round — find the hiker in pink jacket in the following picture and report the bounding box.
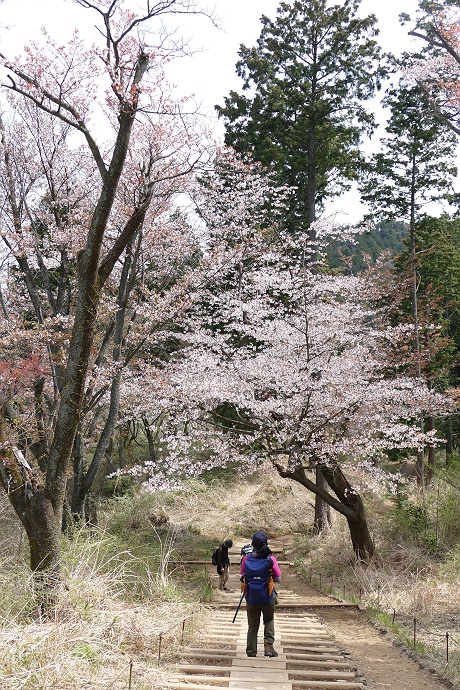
[240,531,281,658]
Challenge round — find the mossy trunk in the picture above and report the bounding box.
[24,492,61,607]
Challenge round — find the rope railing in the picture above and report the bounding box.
[306,566,460,665]
[157,615,193,665]
[155,564,213,666]
[105,660,134,690]
[32,612,200,689]
[79,615,194,687]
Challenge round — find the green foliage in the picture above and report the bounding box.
[217,0,385,230]
[72,642,100,664]
[360,82,457,223]
[414,216,460,385]
[100,474,136,497]
[439,543,460,580]
[391,494,438,551]
[326,220,408,273]
[360,79,460,393]
[183,564,214,603]
[198,462,242,483]
[434,456,460,548]
[367,609,426,655]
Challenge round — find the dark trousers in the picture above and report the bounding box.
[246,599,275,655]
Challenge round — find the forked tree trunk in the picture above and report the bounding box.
[272,458,374,561]
[319,463,374,561]
[0,3,199,609]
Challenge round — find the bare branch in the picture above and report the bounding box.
[1,66,107,179]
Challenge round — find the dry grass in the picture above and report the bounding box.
[0,495,206,690]
[290,493,460,687]
[157,467,315,540]
[3,467,459,688]
[0,470,313,689]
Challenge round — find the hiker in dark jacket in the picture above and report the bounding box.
[240,531,281,658]
[216,538,233,590]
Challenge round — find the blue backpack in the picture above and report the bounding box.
[244,554,274,606]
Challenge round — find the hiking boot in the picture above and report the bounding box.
[264,643,278,657]
[247,652,257,657]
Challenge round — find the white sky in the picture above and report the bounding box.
[0,0,422,123]
[0,0,451,223]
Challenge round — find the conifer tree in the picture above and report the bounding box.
[360,81,456,370]
[360,80,457,484]
[216,0,385,239]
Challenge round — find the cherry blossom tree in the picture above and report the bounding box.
[170,254,449,558]
[0,0,212,601]
[402,2,460,136]
[147,154,449,560]
[104,149,452,560]
[67,210,201,523]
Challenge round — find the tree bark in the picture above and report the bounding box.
[26,492,61,598]
[272,458,374,561]
[0,427,60,604]
[319,463,374,561]
[313,467,331,534]
[426,415,436,485]
[446,415,453,462]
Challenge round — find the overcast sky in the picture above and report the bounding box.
[0,0,421,121]
[0,0,446,222]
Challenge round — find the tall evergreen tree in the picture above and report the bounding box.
[360,81,457,374]
[216,0,386,239]
[360,80,457,484]
[413,215,460,384]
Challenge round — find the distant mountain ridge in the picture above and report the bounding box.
[327,221,408,273]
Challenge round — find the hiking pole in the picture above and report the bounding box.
[232,589,245,623]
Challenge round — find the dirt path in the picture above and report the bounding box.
[280,560,449,690]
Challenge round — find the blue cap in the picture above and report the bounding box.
[251,531,268,549]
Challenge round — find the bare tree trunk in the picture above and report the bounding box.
[0,428,61,604]
[118,424,128,468]
[272,459,374,561]
[313,467,331,534]
[319,463,374,560]
[70,426,86,524]
[446,415,453,463]
[26,493,61,603]
[408,161,426,490]
[426,415,436,485]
